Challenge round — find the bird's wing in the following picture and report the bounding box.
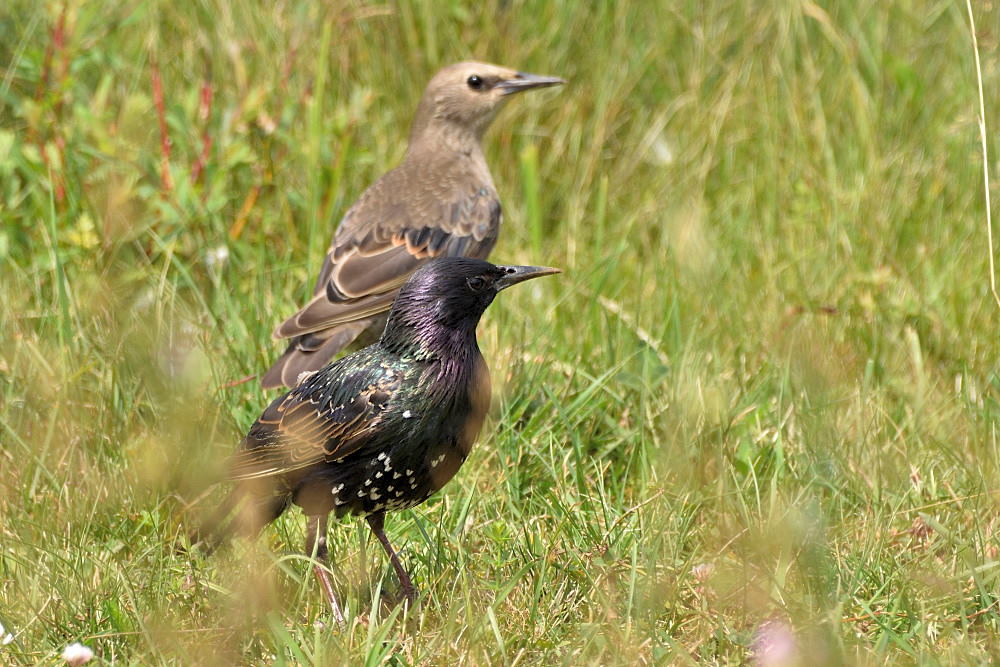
[229,353,404,480]
[274,168,500,340]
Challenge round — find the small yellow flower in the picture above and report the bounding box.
[66,214,100,249]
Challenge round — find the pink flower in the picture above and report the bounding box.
[752,620,797,666]
[690,563,715,583]
[61,642,94,666]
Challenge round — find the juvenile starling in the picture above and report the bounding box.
[210,257,559,620]
[261,62,564,389]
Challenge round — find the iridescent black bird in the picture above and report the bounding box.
[260,62,564,389]
[207,257,558,621]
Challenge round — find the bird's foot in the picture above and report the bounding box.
[380,584,419,610]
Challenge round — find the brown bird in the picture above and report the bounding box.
[261,61,564,389]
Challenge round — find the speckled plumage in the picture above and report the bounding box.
[261,62,564,389]
[207,257,558,614]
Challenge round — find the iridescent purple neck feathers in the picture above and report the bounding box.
[380,258,499,360]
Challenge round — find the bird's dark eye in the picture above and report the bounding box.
[466,74,484,90]
[467,276,487,291]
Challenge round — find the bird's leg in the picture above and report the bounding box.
[366,512,417,603]
[306,513,345,625]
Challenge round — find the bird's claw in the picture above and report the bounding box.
[380,585,419,609]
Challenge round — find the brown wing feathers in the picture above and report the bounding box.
[262,186,500,389]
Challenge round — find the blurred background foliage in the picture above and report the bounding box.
[1,0,1000,663]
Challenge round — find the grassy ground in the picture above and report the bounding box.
[2,0,1000,663]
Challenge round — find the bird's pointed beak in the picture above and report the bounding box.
[495,265,561,291]
[496,72,566,95]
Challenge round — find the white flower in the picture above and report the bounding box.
[648,134,674,166]
[131,286,156,313]
[61,642,94,665]
[0,620,12,645]
[205,244,230,269]
[257,112,277,135]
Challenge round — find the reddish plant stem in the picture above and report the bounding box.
[272,44,297,123]
[33,5,65,103]
[52,6,72,203]
[220,374,257,389]
[191,80,213,184]
[32,4,69,202]
[150,61,173,193]
[228,184,261,241]
[842,600,999,625]
[282,45,296,92]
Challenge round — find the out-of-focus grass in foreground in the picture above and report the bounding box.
[2,1,1000,663]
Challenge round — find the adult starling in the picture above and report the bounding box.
[210,257,559,621]
[261,62,564,389]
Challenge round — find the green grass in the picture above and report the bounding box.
[2,0,1000,663]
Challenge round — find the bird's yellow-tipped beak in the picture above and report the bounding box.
[496,72,566,95]
[495,265,562,290]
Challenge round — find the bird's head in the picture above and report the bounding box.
[382,257,560,354]
[410,62,565,147]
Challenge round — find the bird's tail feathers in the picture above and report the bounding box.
[188,482,291,552]
[261,320,375,389]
